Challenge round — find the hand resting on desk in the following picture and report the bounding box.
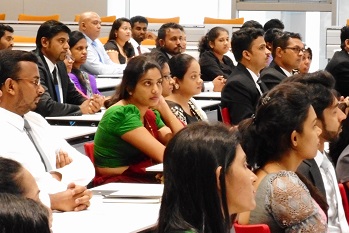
[50,183,92,212]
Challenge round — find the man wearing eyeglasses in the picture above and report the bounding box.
[33,20,103,117]
[0,49,94,212]
[325,25,349,98]
[260,31,304,90]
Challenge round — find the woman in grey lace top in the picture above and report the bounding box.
[238,82,328,232]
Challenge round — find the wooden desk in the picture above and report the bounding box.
[52,195,160,233]
[193,92,221,100]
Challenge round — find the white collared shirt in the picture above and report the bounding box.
[81,33,126,75]
[129,38,150,56]
[43,56,63,103]
[314,150,349,232]
[280,66,293,77]
[0,108,95,197]
[246,67,262,95]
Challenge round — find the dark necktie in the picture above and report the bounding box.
[23,119,52,171]
[52,67,60,103]
[137,45,142,55]
[257,78,269,94]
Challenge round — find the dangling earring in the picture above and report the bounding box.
[129,92,132,96]
[174,84,179,90]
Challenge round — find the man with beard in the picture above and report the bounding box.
[284,71,349,232]
[155,22,184,61]
[0,24,14,50]
[33,20,103,117]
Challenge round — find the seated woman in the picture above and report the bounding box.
[166,53,207,125]
[104,17,135,64]
[157,122,257,232]
[198,26,234,82]
[143,50,174,98]
[238,82,327,232]
[0,193,51,233]
[66,31,102,98]
[298,46,313,74]
[93,56,183,185]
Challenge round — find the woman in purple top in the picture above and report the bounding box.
[67,31,102,98]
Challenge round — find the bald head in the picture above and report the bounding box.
[78,12,101,41]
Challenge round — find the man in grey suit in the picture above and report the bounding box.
[221,27,270,125]
[260,31,304,90]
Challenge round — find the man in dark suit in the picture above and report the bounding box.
[261,31,304,90]
[33,20,103,117]
[284,71,349,231]
[325,25,349,98]
[221,27,270,125]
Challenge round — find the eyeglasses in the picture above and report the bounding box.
[163,74,172,80]
[65,54,75,62]
[16,78,41,86]
[284,47,306,54]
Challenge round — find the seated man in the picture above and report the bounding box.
[0,49,94,212]
[130,15,151,56]
[221,27,269,125]
[285,71,349,232]
[79,11,126,75]
[260,31,303,90]
[33,20,103,117]
[0,23,14,50]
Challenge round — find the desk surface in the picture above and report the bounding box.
[52,195,160,233]
[96,78,122,90]
[195,99,220,110]
[146,163,163,173]
[46,110,105,123]
[51,125,97,140]
[194,91,221,100]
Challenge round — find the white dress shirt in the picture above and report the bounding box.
[246,67,263,95]
[129,38,150,56]
[314,150,349,232]
[81,34,126,75]
[43,56,63,103]
[0,108,95,196]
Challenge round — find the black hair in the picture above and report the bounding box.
[130,16,148,27]
[156,23,184,48]
[198,26,229,57]
[108,17,135,58]
[0,157,26,196]
[0,50,38,86]
[271,31,302,58]
[0,24,14,38]
[340,25,349,50]
[168,53,196,81]
[0,193,50,233]
[263,18,285,32]
[239,82,311,168]
[104,55,161,108]
[231,27,264,62]
[157,122,242,233]
[241,20,264,30]
[35,20,71,50]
